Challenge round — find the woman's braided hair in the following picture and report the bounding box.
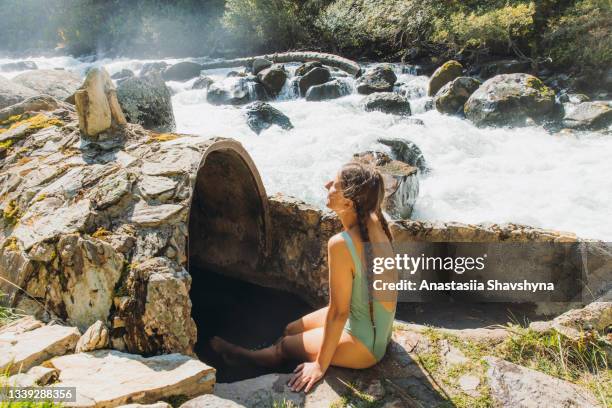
[339,161,393,307]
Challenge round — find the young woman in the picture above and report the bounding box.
[210,161,397,393]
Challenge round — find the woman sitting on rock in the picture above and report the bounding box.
[211,161,397,393]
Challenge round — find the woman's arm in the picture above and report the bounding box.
[289,233,353,392]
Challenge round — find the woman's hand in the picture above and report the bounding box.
[288,361,326,393]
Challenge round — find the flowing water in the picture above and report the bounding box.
[2,55,611,240]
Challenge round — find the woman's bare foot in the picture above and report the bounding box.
[209,336,244,366]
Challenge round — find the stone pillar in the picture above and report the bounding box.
[75,67,127,139]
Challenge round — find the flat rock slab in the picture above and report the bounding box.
[48,350,215,408]
[485,357,601,407]
[0,317,80,375]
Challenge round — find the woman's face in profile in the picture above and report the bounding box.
[325,172,349,212]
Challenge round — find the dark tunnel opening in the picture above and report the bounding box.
[187,142,313,382]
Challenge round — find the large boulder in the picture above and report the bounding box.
[427,60,463,96]
[207,77,266,105]
[257,65,287,96]
[476,59,531,79]
[464,73,556,127]
[111,69,135,81]
[74,67,127,138]
[562,101,612,130]
[0,74,37,109]
[116,72,176,132]
[434,76,481,115]
[305,79,351,101]
[363,92,411,116]
[139,62,169,77]
[12,69,81,100]
[162,61,203,82]
[377,138,428,172]
[356,64,397,94]
[0,61,38,72]
[353,151,419,218]
[251,58,272,75]
[244,101,293,135]
[295,61,323,77]
[298,66,331,96]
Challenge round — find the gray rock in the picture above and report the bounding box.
[477,59,531,79]
[357,64,397,94]
[12,69,81,100]
[464,73,556,127]
[0,94,69,122]
[207,78,265,105]
[251,58,272,75]
[162,61,203,82]
[139,61,168,77]
[0,61,38,72]
[192,76,213,90]
[305,79,351,101]
[245,101,293,135]
[363,92,411,116]
[485,356,600,407]
[129,202,185,226]
[0,317,81,375]
[427,60,463,96]
[298,66,331,96]
[257,65,287,96]
[295,61,322,77]
[117,72,176,132]
[0,74,37,109]
[138,175,177,200]
[434,76,481,115]
[562,101,612,130]
[377,138,428,172]
[111,69,135,80]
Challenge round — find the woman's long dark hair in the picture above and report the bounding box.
[339,161,393,306]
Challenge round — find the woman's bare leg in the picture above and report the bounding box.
[284,307,329,335]
[210,327,376,370]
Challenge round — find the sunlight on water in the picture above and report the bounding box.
[2,56,611,240]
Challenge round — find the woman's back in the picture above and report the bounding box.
[342,217,397,361]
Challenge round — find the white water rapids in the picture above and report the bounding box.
[2,55,611,240]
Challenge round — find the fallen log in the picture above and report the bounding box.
[200,51,362,77]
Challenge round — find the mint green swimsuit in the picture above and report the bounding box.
[341,231,396,361]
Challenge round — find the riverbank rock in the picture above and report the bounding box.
[0,317,80,375]
[117,72,176,132]
[298,66,331,96]
[192,75,213,90]
[562,101,612,130]
[476,59,531,79]
[356,64,397,94]
[76,320,110,352]
[485,357,600,407]
[305,79,351,101]
[0,60,38,72]
[353,151,419,218]
[162,61,203,82]
[0,74,37,109]
[12,69,81,100]
[75,67,127,138]
[529,302,612,341]
[427,60,463,96]
[295,61,323,77]
[47,350,215,408]
[377,138,428,172]
[245,101,293,135]
[464,73,556,127]
[434,76,481,115]
[257,65,287,96]
[0,94,70,121]
[363,92,411,116]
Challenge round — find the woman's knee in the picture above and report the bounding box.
[283,321,300,336]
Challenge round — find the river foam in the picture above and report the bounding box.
[1,55,610,240]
